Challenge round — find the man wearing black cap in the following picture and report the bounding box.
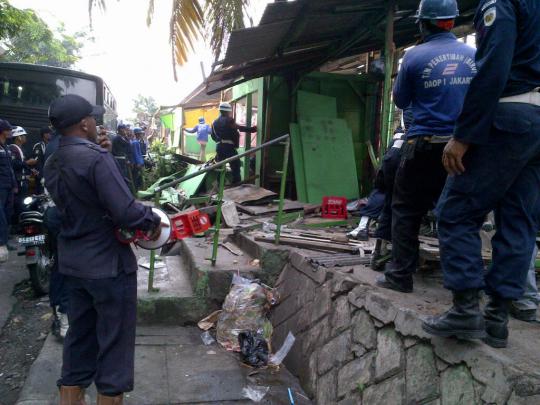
[0,119,16,263]
[112,124,133,186]
[44,94,162,404]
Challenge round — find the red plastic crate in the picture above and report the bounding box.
[170,210,211,240]
[321,196,348,219]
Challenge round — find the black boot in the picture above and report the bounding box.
[483,297,510,348]
[422,289,486,340]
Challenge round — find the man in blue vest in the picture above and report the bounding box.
[377,0,476,293]
[185,117,211,162]
[423,0,540,348]
[211,102,257,184]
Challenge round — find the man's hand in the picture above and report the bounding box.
[442,138,469,176]
[146,222,169,241]
[98,135,112,152]
[26,158,37,166]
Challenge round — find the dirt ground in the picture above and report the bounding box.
[0,280,52,405]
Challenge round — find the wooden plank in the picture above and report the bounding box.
[255,234,359,253]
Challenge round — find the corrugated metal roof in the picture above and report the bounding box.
[209,0,478,90]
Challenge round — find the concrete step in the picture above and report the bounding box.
[180,237,263,302]
[16,326,311,405]
[136,250,218,326]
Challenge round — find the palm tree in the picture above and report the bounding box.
[89,0,250,79]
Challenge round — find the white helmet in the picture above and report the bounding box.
[11,126,27,137]
[219,102,233,112]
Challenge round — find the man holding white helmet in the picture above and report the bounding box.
[211,102,257,184]
[8,126,38,223]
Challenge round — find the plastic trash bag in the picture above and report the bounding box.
[216,275,270,351]
[241,385,269,402]
[269,332,296,366]
[238,331,269,367]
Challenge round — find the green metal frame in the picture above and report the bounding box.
[211,168,226,266]
[274,138,291,244]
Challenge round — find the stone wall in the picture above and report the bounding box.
[270,252,540,405]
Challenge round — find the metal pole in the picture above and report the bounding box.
[244,93,253,180]
[148,193,160,293]
[154,133,290,193]
[379,0,396,160]
[275,138,291,244]
[211,168,226,266]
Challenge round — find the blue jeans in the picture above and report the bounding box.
[437,103,540,299]
[0,188,13,245]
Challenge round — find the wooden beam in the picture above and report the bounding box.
[379,0,396,161]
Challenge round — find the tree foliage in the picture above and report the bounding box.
[0,0,30,40]
[133,94,159,120]
[89,0,251,76]
[0,4,85,68]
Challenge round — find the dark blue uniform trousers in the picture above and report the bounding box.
[216,143,241,184]
[437,103,540,300]
[60,271,137,395]
[0,188,13,245]
[375,148,402,241]
[387,141,448,288]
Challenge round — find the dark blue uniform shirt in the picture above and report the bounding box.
[455,0,540,144]
[44,136,159,279]
[211,116,241,147]
[0,143,16,190]
[393,32,477,138]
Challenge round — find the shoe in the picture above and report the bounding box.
[97,393,124,405]
[355,229,369,241]
[483,297,510,348]
[509,303,537,322]
[422,289,486,341]
[0,245,8,263]
[376,274,413,293]
[59,385,87,405]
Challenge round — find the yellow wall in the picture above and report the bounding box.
[184,107,219,129]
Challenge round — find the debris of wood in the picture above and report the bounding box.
[221,242,243,256]
[223,184,277,205]
[198,310,222,331]
[308,253,371,268]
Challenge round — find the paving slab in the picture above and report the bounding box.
[16,326,311,405]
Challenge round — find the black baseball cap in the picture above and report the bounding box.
[0,119,12,132]
[48,94,105,130]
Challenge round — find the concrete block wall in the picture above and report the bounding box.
[270,252,540,405]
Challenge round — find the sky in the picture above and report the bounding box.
[10,0,270,119]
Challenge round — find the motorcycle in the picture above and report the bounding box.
[17,194,54,296]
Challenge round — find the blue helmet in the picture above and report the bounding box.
[198,117,205,124]
[415,0,459,20]
[133,127,143,134]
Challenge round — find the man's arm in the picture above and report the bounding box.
[184,126,197,134]
[393,53,414,109]
[91,152,159,231]
[453,0,518,144]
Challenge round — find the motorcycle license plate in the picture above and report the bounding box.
[18,235,46,246]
